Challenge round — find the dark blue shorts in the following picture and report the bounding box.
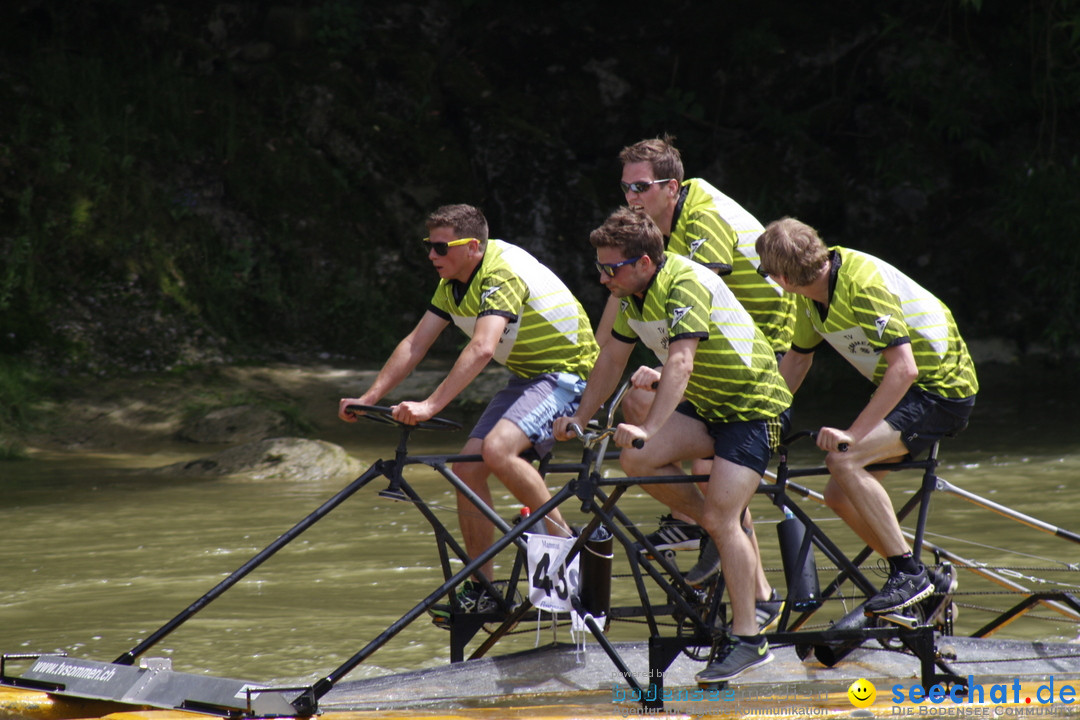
[674,401,773,476]
[885,386,976,458]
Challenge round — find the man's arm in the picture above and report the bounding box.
[817,342,918,451]
[553,338,634,440]
[594,295,619,350]
[779,350,814,393]
[338,310,448,421]
[391,313,509,425]
[616,337,697,448]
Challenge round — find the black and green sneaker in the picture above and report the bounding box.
[428,580,520,630]
[695,635,774,687]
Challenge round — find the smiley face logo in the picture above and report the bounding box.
[848,678,876,708]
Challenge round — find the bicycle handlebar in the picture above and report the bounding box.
[566,421,644,449]
[782,429,848,452]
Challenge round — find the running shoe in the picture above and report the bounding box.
[755,589,785,632]
[864,565,933,615]
[918,563,958,627]
[683,536,721,586]
[428,580,519,629]
[695,636,774,686]
[639,514,706,556]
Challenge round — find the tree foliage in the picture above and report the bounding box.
[0,0,1078,371]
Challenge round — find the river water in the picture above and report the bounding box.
[1,364,1078,689]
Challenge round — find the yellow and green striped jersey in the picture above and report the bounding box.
[429,240,598,380]
[611,253,791,423]
[669,178,795,354]
[790,247,979,399]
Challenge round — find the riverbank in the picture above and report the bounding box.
[16,362,513,455]
[9,349,1080,459]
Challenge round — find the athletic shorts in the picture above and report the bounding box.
[674,401,774,476]
[885,386,976,458]
[470,372,586,458]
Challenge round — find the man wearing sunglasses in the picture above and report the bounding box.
[554,207,792,684]
[609,136,795,621]
[339,204,598,622]
[756,217,978,621]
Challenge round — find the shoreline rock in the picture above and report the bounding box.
[148,437,365,482]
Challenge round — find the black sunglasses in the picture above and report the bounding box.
[619,178,675,194]
[756,265,773,279]
[422,237,475,256]
[595,255,643,278]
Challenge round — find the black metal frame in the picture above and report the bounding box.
[3,414,1079,717]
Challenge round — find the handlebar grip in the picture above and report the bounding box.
[781,430,848,452]
[632,438,644,449]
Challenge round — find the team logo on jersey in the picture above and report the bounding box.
[620,299,629,313]
[671,306,692,329]
[843,331,874,356]
[874,314,891,339]
[481,285,501,303]
[688,238,708,257]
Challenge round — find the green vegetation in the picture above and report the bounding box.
[0,0,1078,381]
[0,358,50,458]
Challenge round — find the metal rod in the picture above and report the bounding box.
[308,482,577,698]
[114,465,386,665]
[935,477,1080,545]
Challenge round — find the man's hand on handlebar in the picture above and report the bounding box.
[614,422,648,450]
[338,397,368,422]
[390,400,435,426]
[553,414,585,442]
[629,365,661,391]
[815,426,853,453]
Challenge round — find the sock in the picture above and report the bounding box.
[736,634,766,646]
[888,553,919,576]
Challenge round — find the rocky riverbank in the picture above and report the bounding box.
[11,345,1079,482]
[23,363,512,455]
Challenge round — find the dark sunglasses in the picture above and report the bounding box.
[422,237,475,256]
[595,255,642,278]
[756,265,774,279]
[619,178,675,194]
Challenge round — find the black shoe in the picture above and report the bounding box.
[918,563,958,626]
[640,514,706,556]
[683,536,721,585]
[428,580,519,629]
[695,636,774,687]
[864,565,933,615]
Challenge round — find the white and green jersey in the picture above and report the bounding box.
[429,239,598,380]
[669,178,795,354]
[611,253,791,423]
[790,247,979,399]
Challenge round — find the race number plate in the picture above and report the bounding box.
[524,534,580,612]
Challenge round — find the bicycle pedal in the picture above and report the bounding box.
[640,547,678,563]
[875,610,921,629]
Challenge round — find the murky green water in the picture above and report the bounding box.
[1,371,1078,688]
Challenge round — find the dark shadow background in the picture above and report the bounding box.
[1,0,1078,372]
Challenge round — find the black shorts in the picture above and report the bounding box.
[674,401,773,476]
[885,386,976,458]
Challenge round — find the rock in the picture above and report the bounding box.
[151,437,364,482]
[178,404,289,444]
